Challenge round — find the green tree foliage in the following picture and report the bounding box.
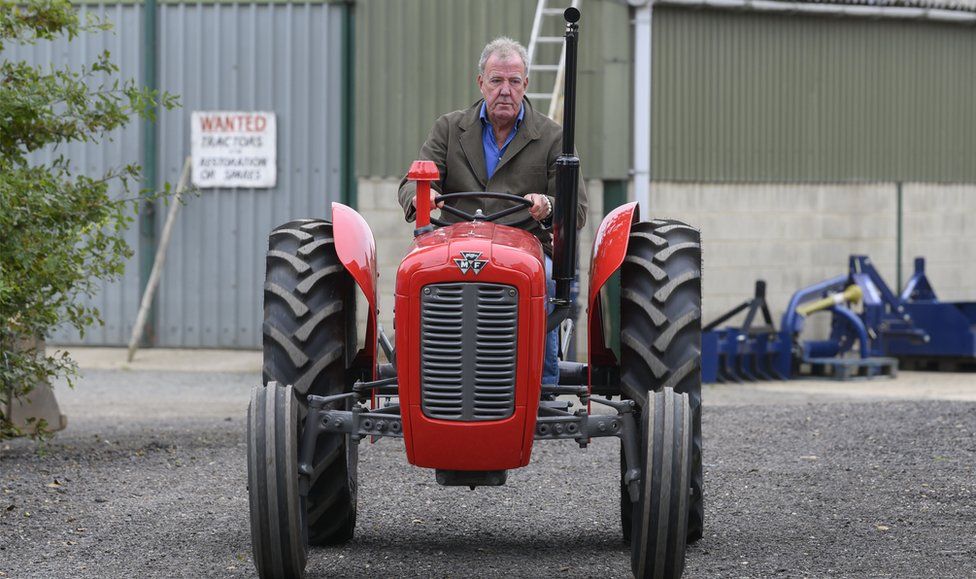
[0,0,178,439]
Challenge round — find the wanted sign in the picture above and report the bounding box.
[191,111,276,188]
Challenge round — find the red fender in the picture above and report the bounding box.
[332,202,378,378]
[587,202,639,369]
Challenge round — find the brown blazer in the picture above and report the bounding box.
[397,99,587,256]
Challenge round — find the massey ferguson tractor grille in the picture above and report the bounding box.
[420,283,518,421]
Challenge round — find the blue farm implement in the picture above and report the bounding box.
[702,255,976,383]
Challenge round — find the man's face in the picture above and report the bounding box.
[478,53,528,128]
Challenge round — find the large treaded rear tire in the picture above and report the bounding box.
[630,387,692,579]
[248,383,307,579]
[620,219,704,544]
[263,219,357,545]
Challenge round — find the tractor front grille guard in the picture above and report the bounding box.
[419,282,519,422]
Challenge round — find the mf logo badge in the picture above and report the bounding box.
[454,251,487,276]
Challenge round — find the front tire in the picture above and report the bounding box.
[263,219,358,545]
[630,388,692,579]
[248,383,307,579]
[620,219,704,543]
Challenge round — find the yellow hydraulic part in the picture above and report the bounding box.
[797,285,864,316]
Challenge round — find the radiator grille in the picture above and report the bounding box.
[420,283,518,421]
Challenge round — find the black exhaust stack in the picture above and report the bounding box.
[548,6,581,333]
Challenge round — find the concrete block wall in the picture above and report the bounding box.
[902,184,976,302]
[648,183,899,330]
[648,182,976,337]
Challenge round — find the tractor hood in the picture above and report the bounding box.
[396,221,547,298]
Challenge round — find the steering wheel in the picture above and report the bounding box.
[429,191,534,227]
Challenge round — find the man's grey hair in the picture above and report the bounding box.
[478,37,529,76]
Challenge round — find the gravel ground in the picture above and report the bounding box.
[2,368,975,578]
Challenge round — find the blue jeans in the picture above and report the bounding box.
[543,256,559,386]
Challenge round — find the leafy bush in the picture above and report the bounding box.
[0,0,178,439]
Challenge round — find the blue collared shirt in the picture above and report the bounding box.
[480,101,525,180]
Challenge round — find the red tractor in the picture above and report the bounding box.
[247,8,702,578]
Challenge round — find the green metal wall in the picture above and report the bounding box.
[355,0,631,180]
[652,8,976,183]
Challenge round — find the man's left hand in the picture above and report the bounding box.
[524,193,552,221]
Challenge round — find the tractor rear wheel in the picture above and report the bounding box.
[247,382,307,579]
[620,218,704,543]
[263,219,358,545]
[630,387,692,579]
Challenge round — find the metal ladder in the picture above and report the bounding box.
[526,0,580,120]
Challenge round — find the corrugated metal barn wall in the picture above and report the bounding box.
[356,0,632,180]
[651,8,976,183]
[155,2,344,348]
[7,4,145,346]
[9,1,344,348]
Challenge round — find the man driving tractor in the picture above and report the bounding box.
[397,36,589,387]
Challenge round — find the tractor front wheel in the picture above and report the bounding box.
[629,387,692,579]
[247,382,307,579]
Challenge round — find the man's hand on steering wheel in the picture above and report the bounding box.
[524,193,552,221]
